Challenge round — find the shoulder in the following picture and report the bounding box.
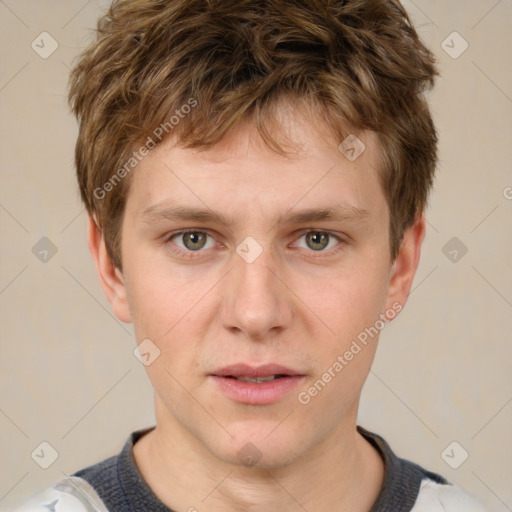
[357,425,488,512]
[73,453,119,491]
[7,476,109,512]
[411,478,488,512]
[10,429,152,512]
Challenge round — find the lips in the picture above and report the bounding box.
[210,363,306,405]
[211,363,302,379]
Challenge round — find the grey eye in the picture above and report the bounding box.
[171,231,214,251]
[305,232,330,251]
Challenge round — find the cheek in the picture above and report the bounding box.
[303,269,389,414]
[128,273,196,341]
[122,239,198,331]
[318,259,390,341]
[126,267,205,392]
[124,259,219,385]
[305,256,390,401]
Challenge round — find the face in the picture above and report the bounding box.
[93,104,423,468]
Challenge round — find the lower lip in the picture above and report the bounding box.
[210,376,305,405]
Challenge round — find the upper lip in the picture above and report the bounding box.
[211,363,303,378]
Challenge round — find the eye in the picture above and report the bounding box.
[166,229,344,257]
[169,230,216,252]
[294,231,342,252]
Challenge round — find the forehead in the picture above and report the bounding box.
[125,106,386,224]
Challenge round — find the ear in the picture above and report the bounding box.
[384,213,426,312]
[87,215,132,323]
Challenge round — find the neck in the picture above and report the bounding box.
[133,399,384,512]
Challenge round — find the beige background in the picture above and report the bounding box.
[1,0,511,510]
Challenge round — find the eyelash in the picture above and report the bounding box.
[165,229,347,260]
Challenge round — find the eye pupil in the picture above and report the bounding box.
[307,232,329,251]
[183,232,207,250]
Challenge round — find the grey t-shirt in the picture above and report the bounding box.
[12,425,487,512]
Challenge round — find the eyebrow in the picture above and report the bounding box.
[141,202,371,228]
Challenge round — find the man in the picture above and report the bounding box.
[14,0,486,510]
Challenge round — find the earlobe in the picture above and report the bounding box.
[385,214,426,313]
[87,215,132,323]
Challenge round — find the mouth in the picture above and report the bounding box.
[223,374,289,383]
[210,363,306,405]
[212,363,303,378]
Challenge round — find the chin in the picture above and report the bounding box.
[207,420,309,469]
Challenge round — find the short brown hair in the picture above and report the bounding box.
[68,0,438,270]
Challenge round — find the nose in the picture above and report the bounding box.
[220,239,293,340]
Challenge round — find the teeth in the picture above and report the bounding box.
[234,375,281,383]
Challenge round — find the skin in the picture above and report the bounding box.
[89,102,425,511]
